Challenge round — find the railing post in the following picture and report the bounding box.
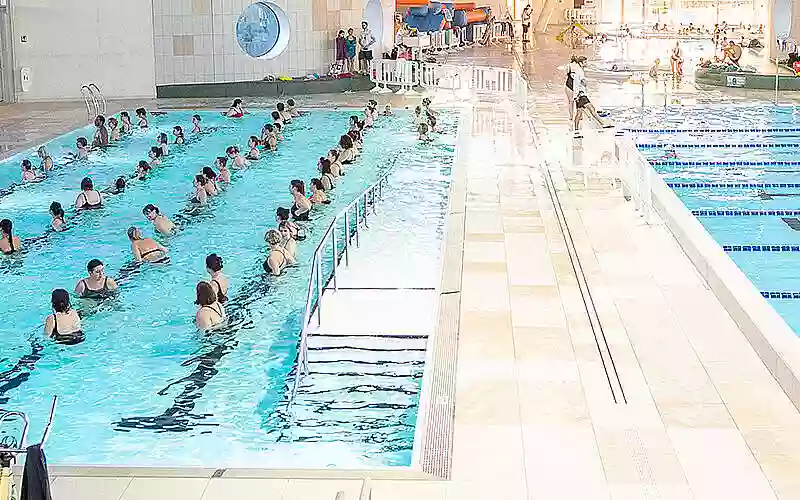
[315,253,322,325]
[354,202,360,247]
[344,210,350,266]
[363,193,369,228]
[331,228,338,292]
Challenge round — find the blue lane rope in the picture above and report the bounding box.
[638,143,800,149]
[691,209,800,216]
[668,183,800,188]
[626,127,800,133]
[652,160,800,167]
[761,291,800,299]
[723,244,800,252]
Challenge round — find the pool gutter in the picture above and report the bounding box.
[626,142,800,414]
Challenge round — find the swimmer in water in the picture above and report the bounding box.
[136,160,152,180]
[659,149,677,160]
[227,145,249,169]
[289,179,312,220]
[215,157,231,184]
[44,289,84,345]
[75,177,102,210]
[275,207,304,241]
[195,281,226,330]
[418,122,431,141]
[261,124,277,151]
[192,175,208,204]
[148,146,163,166]
[21,159,40,182]
[136,107,148,128]
[383,104,393,116]
[0,219,21,255]
[277,102,292,123]
[205,253,229,304]
[127,226,168,263]
[271,110,284,126]
[50,201,66,232]
[309,178,330,204]
[143,203,176,235]
[157,133,170,156]
[173,126,185,145]
[263,229,296,276]
[75,137,89,160]
[226,98,247,118]
[75,259,118,299]
[338,135,355,166]
[286,98,301,117]
[202,166,219,196]
[112,176,126,194]
[38,146,53,172]
[320,161,336,191]
[192,114,202,134]
[274,122,284,141]
[277,221,298,261]
[92,115,109,148]
[120,111,133,134]
[246,136,261,161]
[107,117,120,142]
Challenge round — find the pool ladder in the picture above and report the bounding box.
[0,396,58,500]
[80,83,106,122]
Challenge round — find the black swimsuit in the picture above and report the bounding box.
[80,277,111,299]
[212,279,228,304]
[566,70,574,91]
[140,247,169,263]
[51,314,85,345]
[291,204,310,221]
[78,192,102,209]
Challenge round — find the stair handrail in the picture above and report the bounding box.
[80,85,96,122]
[287,166,393,407]
[88,83,106,115]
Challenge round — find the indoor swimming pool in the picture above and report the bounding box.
[0,108,456,467]
[630,103,800,335]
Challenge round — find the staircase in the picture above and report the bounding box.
[287,159,450,451]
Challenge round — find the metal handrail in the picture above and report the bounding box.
[287,168,394,406]
[0,396,58,455]
[80,85,95,122]
[88,83,106,115]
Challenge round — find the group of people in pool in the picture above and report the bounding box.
[261,99,387,280]
[23,96,413,340]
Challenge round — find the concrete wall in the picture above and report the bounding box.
[152,0,395,86]
[11,0,156,101]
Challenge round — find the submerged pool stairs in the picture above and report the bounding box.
[287,174,440,446]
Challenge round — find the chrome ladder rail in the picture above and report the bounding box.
[88,83,106,115]
[80,85,95,122]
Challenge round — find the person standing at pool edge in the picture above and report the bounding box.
[359,21,376,74]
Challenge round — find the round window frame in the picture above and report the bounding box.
[235,1,291,60]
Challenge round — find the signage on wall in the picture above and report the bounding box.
[726,75,746,87]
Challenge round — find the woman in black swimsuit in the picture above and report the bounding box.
[275,207,305,241]
[195,281,226,330]
[75,259,118,299]
[44,289,84,345]
[263,230,296,275]
[127,226,169,263]
[75,177,102,210]
[289,179,311,221]
[205,253,228,304]
[565,55,583,122]
[0,219,21,255]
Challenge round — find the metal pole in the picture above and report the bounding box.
[663,77,667,109]
[315,255,322,325]
[354,203,360,247]
[344,211,350,265]
[331,229,338,291]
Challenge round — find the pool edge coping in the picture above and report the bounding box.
[637,143,800,415]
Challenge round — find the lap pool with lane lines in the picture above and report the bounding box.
[623,103,800,336]
[0,108,456,467]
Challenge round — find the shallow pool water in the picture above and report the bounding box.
[0,108,456,467]
[629,103,800,334]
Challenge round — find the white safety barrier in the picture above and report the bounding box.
[615,135,655,223]
[473,23,487,42]
[369,59,419,95]
[369,60,528,114]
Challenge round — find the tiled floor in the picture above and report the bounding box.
[5,35,800,500]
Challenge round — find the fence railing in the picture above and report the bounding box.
[615,134,656,224]
[369,60,528,114]
[287,169,393,407]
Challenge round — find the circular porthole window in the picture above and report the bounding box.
[235,2,290,59]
